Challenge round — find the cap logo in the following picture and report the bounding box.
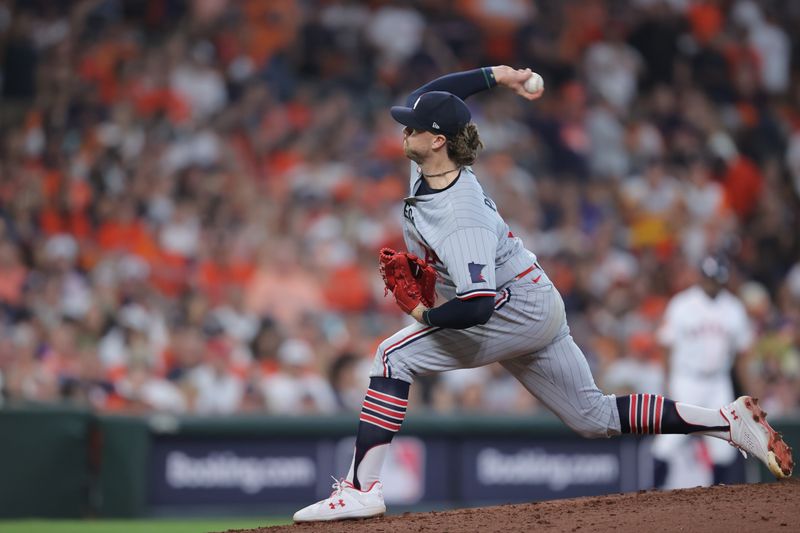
[413,96,421,110]
[432,121,440,129]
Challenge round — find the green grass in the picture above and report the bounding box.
[0,518,291,533]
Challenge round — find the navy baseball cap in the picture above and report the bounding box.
[391,91,471,137]
[700,255,730,284]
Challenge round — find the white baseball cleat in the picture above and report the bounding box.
[721,396,794,478]
[293,478,386,523]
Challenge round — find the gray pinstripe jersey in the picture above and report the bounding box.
[367,163,619,441]
[402,163,539,302]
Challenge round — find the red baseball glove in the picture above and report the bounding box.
[378,248,437,314]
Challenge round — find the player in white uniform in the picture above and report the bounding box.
[293,67,793,522]
[653,256,753,488]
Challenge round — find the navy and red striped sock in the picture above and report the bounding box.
[617,394,729,436]
[349,377,410,489]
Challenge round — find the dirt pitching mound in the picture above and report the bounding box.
[224,479,799,533]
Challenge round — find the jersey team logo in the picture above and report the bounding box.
[468,262,486,283]
[419,242,441,266]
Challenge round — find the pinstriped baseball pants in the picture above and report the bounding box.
[369,280,622,438]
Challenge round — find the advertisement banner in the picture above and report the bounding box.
[460,438,637,502]
[148,438,321,506]
[146,435,641,509]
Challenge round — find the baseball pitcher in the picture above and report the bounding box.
[293,67,794,522]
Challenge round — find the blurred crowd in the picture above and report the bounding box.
[0,0,799,417]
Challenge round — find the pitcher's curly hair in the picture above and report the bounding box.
[446,123,483,167]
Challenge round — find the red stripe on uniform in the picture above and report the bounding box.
[629,394,637,434]
[513,265,535,280]
[360,413,401,432]
[494,290,509,306]
[363,399,406,419]
[654,395,664,434]
[641,394,650,434]
[458,291,497,300]
[382,326,435,377]
[384,327,435,355]
[366,389,408,407]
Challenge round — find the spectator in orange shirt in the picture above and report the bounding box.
[196,252,255,306]
[719,153,763,220]
[96,199,159,261]
[245,242,325,327]
[0,238,27,309]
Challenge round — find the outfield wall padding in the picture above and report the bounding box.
[0,405,797,518]
[0,405,91,518]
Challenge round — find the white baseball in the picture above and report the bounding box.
[523,72,544,93]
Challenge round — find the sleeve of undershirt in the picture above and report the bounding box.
[423,295,494,329]
[406,67,497,107]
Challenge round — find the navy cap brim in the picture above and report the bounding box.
[390,106,429,132]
